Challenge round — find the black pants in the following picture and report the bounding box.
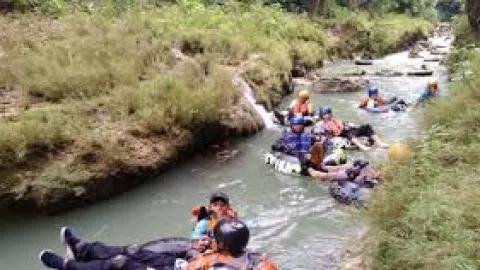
[340,124,375,140]
[64,241,182,270]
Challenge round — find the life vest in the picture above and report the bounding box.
[289,99,312,115]
[359,96,386,108]
[191,207,237,237]
[187,252,278,270]
[283,131,313,157]
[323,119,344,137]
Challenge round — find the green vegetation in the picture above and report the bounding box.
[324,13,432,58]
[266,0,440,19]
[0,0,432,209]
[365,16,480,270]
[0,1,329,195]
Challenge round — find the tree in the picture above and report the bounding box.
[466,0,480,30]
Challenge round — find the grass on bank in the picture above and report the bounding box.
[365,37,480,269]
[0,2,327,192]
[323,13,432,59]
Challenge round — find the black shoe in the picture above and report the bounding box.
[273,110,285,125]
[60,227,80,259]
[39,250,65,269]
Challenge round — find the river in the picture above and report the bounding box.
[0,43,450,270]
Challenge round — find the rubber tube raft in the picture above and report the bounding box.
[329,161,379,205]
[423,57,441,62]
[406,70,434,76]
[330,136,372,150]
[264,149,347,175]
[354,59,373,66]
[137,237,198,268]
[140,237,194,254]
[329,180,372,205]
[272,111,315,127]
[363,103,408,113]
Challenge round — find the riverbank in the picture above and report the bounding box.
[364,17,480,269]
[0,2,432,214]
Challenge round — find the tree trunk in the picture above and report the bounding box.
[305,0,324,16]
[466,0,480,30]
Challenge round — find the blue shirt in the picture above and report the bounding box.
[191,219,209,240]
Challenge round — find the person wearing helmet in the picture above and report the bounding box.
[288,89,314,117]
[271,115,314,159]
[416,79,439,104]
[186,219,278,270]
[191,192,238,240]
[359,86,408,113]
[313,106,388,151]
[307,155,379,191]
[359,86,390,113]
[38,227,198,270]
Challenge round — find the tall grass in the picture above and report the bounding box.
[324,13,432,58]
[366,43,480,269]
[0,1,329,191]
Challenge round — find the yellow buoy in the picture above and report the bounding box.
[388,143,412,161]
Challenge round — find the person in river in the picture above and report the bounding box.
[300,142,380,204]
[186,219,278,270]
[416,79,439,104]
[288,89,314,117]
[313,106,388,151]
[39,227,198,270]
[271,115,314,159]
[359,86,408,113]
[273,90,314,126]
[191,192,238,240]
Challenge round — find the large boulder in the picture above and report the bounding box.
[313,77,367,93]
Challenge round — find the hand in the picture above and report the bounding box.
[226,208,237,218]
[195,236,212,252]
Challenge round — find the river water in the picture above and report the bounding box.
[0,45,450,270]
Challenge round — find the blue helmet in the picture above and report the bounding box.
[368,86,379,97]
[318,106,332,117]
[290,115,305,126]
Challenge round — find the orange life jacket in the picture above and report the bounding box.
[324,118,344,137]
[359,96,386,108]
[290,99,312,115]
[191,206,238,235]
[187,252,279,270]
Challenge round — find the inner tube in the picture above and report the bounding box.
[354,59,373,66]
[390,103,408,112]
[264,149,347,175]
[272,111,315,127]
[140,237,194,255]
[323,148,348,166]
[423,57,441,62]
[364,106,387,113]
[264,152,302,175]
[373,71,404,77]
[139,237,198,266]
[406,70,434,77]
[329,181,372,205]
[330,136,372,150]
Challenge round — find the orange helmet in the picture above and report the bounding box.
[299,90,310,99]
[427,79,438,90]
